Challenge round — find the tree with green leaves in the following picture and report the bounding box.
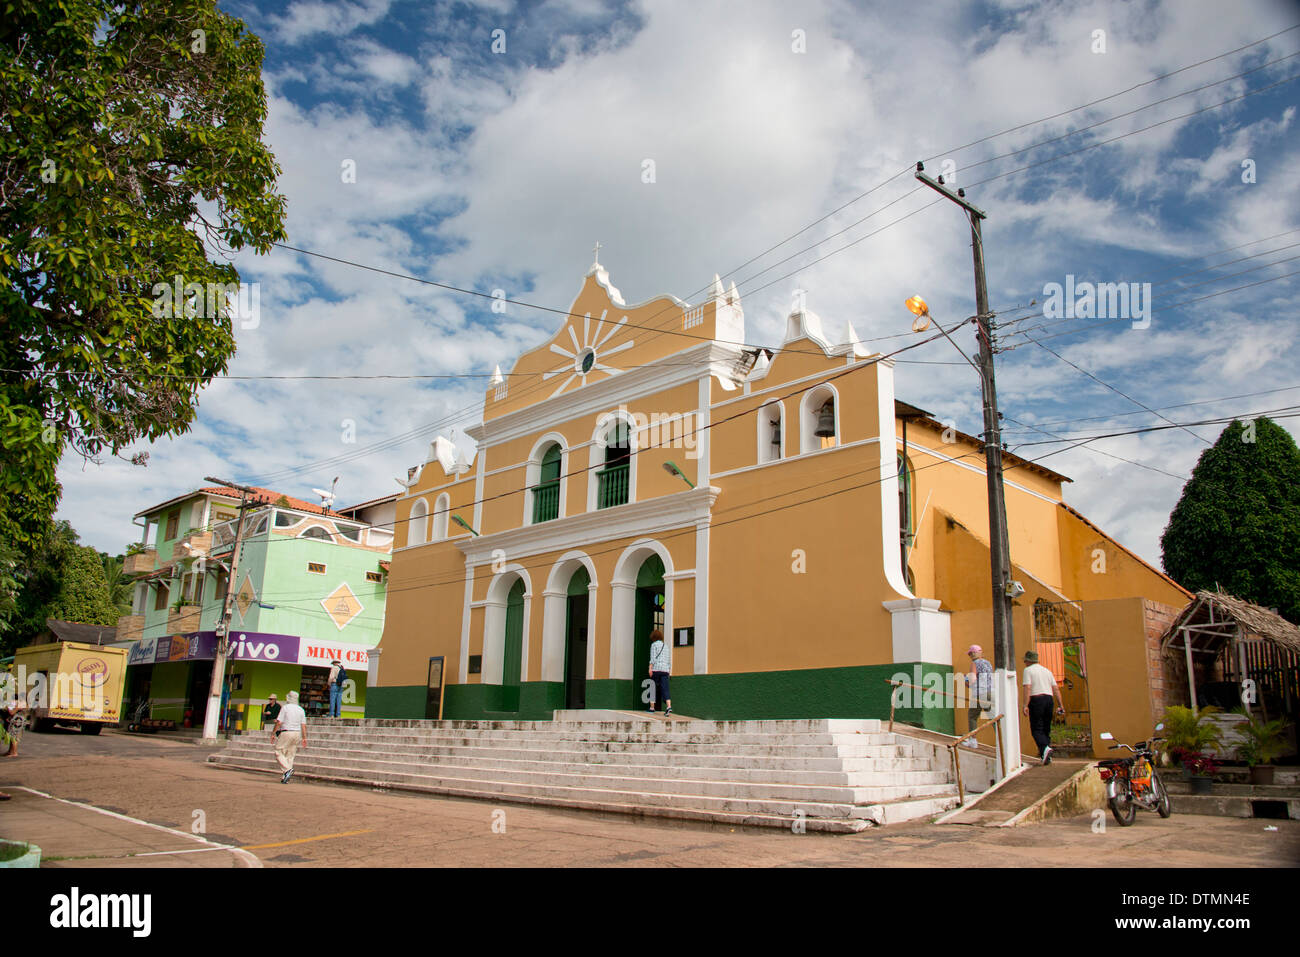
[101,553,133,617]
[1,519,78,656]
[0,0,287,552]
[47,544,120,627]
[1160,417,1300,623]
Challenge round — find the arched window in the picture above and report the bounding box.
[757,400,784,464]
[800,384,839,453]
[899,453,914,571]
[598,421,631,508]
[532,443,562,523]
[409,498,429,546]
[298,525,333,541]
[432,493,450,540]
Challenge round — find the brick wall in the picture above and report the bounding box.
[1143,599,1185,717]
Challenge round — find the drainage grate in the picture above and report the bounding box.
[1250,800,1288,820]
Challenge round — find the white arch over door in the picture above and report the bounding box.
[541,551,599,684]
[481,565,533,687]
[609,539,675,681]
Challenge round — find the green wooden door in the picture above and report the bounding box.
[632,555,665,709]
[564,566,590,710]
[502,578,525,711]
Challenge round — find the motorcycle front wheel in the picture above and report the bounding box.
[1109,788,1137,826]
[1153,774,1172,818]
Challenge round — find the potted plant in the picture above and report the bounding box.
[1162,705,1223,770]
[1183,752,1218,794]
[1235,713,1289,785]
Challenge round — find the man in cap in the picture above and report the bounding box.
[963,645,993,748]
[1020,650,1065,764]
[263,693,281,735]
[272,690,307,783]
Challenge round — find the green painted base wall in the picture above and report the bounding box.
[368,663,953,732]
[367,684,427,719]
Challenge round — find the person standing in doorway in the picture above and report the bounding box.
[328,660,347,718]
[1021,650,1065,764]
[647,629,672,717]
[964,645,993,749]
[273,690,308,783]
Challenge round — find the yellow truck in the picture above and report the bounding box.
[14,641,128,735]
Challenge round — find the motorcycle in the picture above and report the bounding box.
[1097,724,1172,826]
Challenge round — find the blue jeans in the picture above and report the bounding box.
[329,684,342,717]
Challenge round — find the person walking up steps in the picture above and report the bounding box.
[647,629,672,717]
[273,690,308,783]
[1021,650,1065,764]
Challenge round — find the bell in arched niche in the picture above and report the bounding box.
[814,399,836,438]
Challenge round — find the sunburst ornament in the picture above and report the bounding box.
[543,308,635,397]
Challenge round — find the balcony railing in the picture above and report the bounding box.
[531,481,560,523]
[166,604,202,635]
[177,529,212,556]
[124,549,157,575]
[115,615,145,642]
[597,464,630,509]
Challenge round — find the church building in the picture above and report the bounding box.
[367,255,1189,754]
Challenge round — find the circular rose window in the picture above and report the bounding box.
[576,347,595,374]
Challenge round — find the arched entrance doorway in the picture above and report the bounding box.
[632,554,665,709]
[564,566,590,709]
[502,578,525,711]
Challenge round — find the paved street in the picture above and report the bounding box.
[2,729,1297,867]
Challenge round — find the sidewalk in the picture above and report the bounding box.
[0,787,261,868]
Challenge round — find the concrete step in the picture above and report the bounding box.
[1167,793,1299,819]
[252,726,903,749]
[1160,779,1300,798]
[214,718,962,830]
[222,736,938,770]
[232,732,918,761]
[216,742,944,782]
[212,753,958,824]
[325,716,885,734]
[210,748,955,802]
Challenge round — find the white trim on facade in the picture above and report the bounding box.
[609,539,676,682]
[456,485,720,565]
[524,432,570,526]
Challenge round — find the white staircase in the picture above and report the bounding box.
[208,715,963,832]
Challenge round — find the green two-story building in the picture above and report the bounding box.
[117,485,394,731]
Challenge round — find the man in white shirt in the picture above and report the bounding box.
[1020,650,1065,765]
[273,690,308,783]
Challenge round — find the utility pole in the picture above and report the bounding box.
[201,477,258,743]
[915,162,1021,773]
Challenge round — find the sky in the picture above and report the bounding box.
[56,0,1300,575]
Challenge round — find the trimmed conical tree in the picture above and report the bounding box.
[47,545,120,628]
[1160,417,1300,623]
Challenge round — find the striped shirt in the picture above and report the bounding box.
[649,640,671,673]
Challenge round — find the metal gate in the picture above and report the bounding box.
[1032,599,1093,752]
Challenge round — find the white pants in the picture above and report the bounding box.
[275,731,301,772]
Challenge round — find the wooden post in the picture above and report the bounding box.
[950,744,965,805]
[1183,627,1198,712]
[995,719,1006,779]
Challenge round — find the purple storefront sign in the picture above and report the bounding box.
[227,632,299,662]
[166,632,300,663]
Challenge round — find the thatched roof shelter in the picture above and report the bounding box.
[1161,590,1300,714]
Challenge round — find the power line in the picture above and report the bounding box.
[1000,383,1300,433]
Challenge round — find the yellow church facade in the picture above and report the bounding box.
[369,259,1190,754]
